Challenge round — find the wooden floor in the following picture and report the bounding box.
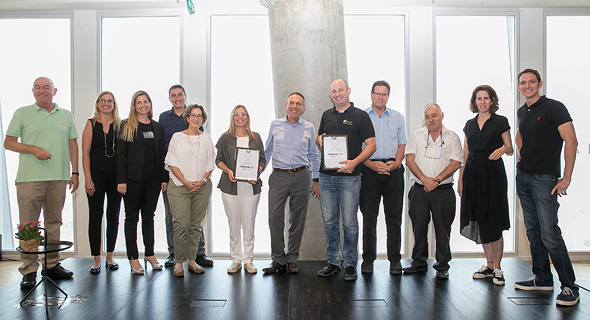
[0,258,588,319]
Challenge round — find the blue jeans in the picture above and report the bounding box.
[516,170,577,290]
[319,173,361,267]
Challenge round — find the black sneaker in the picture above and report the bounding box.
[514,276,553,291]
[389,261,402,275]
[164,254,175,268]
[436,270,449,279]
[473,265,494,279]
[317,263,341,277]
[556,287,580,307]
[360,260,373,274]
[20,272,37,290]
[42,263,73,279]
[402,264,427,274]
[492,269,505,286]
[344,266,358,281]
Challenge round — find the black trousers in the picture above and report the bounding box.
[123,179,160,260]
[87,170,122,256]
[359,164,405,263]
[408,184,455,271]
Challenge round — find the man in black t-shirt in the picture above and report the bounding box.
[514,68,580,307]
[315,79,376,281]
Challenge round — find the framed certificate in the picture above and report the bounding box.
[322,135,348,170]
[235,148,260,181]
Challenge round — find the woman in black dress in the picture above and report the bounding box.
[117,90,168,275]
[458,85,513,286]
[82,91,122,274]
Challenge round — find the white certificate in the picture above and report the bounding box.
[322,135,348,170]
[235,148,260,181]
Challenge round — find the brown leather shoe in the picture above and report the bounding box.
[287,262,299,274]
[262,261,286,274]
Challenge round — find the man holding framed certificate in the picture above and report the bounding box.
[315,79,376,281]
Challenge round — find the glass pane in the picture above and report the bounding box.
[210,15,274,254]
[546,15,590,252]
[0,18,72,250]
[101,16,181,253]
[345,14,407,256]
[436,15,516,253]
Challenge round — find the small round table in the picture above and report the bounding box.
[17,240,73,312]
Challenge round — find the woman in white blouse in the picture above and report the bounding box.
[165,104,215,277]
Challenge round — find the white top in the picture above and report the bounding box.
[405,125,463,185]
[165,131,216,186]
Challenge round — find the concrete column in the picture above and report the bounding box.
[267,0,348,260]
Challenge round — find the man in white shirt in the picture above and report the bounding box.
[403,103,462,279]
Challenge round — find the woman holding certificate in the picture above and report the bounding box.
[215,105,265,274]
[165,104,215,277]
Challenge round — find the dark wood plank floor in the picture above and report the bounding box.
[1,258,588,319]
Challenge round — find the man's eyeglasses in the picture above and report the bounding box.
[372,92,389,97]
[424,133,444,159]
[99,99,114,104]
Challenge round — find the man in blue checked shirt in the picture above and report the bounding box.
[262,92,320,275]
[359,80,407,276]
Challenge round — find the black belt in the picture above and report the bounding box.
[414,182,453,189]
[371,158,395,163]
[274,166,307,173]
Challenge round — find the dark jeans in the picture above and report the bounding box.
[359,164,404,263]
[87,170,122,256]
[516,170,577,291]
[123,179,160,260]
[408,184,455,271]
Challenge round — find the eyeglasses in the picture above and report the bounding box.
[99,99,114,104]
[372,92,389,97]
[189,114,202,119]
[424,132,444,159]
[233,112,248,117]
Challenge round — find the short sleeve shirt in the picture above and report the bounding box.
[463,113,510,157]
[318,102,375,176]
[6,103,78,182]
[517,96,572,177]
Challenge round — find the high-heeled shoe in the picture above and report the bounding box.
[105,260,119,270]
[144,257,163,270]
[129,260,144,275]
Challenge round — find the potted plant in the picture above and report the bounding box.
[15,221,44,252]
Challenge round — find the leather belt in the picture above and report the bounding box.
[371,158,395,163]
[274,166,307,173]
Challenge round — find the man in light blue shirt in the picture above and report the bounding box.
[262,92,320,274]
[360,80,407,275]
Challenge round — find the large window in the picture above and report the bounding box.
[0,18,72,250]
[345,14,407,256]
[435,14,517,253]
[101,15,181,253]
[546,14,590,252]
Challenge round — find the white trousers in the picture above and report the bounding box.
[221,182,261,263]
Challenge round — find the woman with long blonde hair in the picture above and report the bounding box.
[82,91,122,274]
[215,105,265,274]
[116,90,168,275]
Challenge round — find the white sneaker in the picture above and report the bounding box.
[492,269,505,286]
[244,262,257,274]
[227,262,242,274]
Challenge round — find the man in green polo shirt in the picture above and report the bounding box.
[4,77,79,290]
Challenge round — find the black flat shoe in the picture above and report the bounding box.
[105,261,119,270]
[90,266,101,274]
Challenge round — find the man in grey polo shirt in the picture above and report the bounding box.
[4,77,79,289]
[262,92,320,274]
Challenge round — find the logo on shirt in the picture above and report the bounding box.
[342,119,353,126]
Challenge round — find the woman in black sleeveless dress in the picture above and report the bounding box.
[458,85,513,286]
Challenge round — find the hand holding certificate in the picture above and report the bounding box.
[322,135,348,170]
[235,148,260,181]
